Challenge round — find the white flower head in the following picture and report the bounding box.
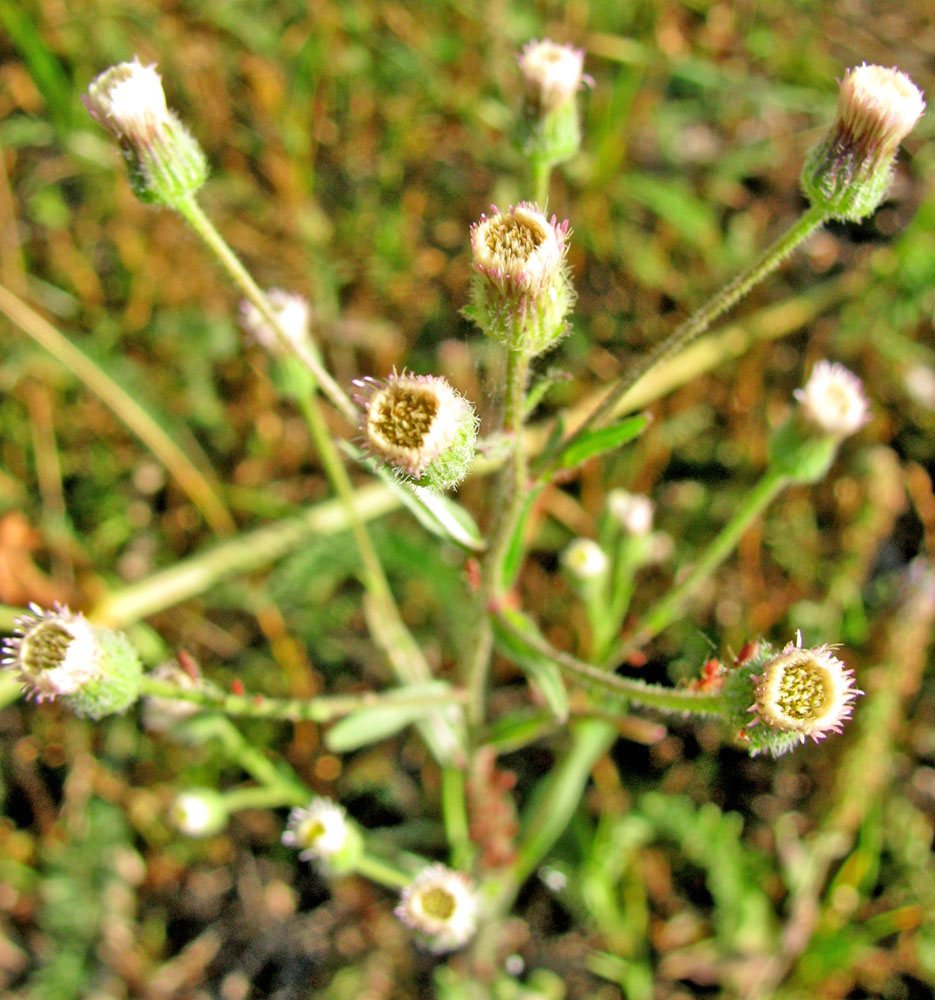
[837,64,925,164]
[395,863,479,954]
[749,632,862,744]
[562,538,608,580]
[518,39,587,112]
[607,490,654,536]
[794,361,870,438]
[239,290,312,356]
[2,603,104,702]
[354,370,478,489]
[282,798,352,862]
[170,789,229,837]
[84,57,171,145]
[471,203,567,299]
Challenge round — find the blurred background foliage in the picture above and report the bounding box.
[0,0,934,997]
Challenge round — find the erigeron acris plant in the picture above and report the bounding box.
[3,43,925,966]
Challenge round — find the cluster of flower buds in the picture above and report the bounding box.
[721,633,862,757]
[282,797,363,874]
[770,360,870,483]
[517,38,590,169]
[354,370,478,490]
[84,57,208,208]
[802,63,925,221]
[1,604,142,719]
[468,203,574,356]
[395,863,480,954]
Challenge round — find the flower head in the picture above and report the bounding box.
[794,361,870,438]
[84,57,207,206]
[283,798,354,862]
[170,789,229,837]
[355,371,478,490]
[468,203,574,354]
[749,633,862,745]
[562,538,608,581]
[801,64,924,221]
[607,490,654,536]
[2,603,102,702]
[239,290,312,357]
[518,39,587,113]
[395,863,479,953]
[2,603,143,718]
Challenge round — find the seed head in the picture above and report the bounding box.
[518,39,587,113]
[801,64,924,221]
[750,633,862,745]
[355,371,478,490]
[794,361,870,438]
[395,863,479,953]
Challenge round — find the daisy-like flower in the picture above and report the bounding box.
[239,290,312,357]
[518,39,588,113]
[2,603,143,718]
[354,371,478,490]
[468,203,574,354]
[84,57,207,206]
[607,490,654,536]
[170,789,229,837]
[802,63,924,221]
[562,538,609,581]
[749,633,862,744]
[282,798,354,862]
[395,863,480,954]
[2,603,106,702]
[794,361,870,438]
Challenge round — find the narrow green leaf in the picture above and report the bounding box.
[492,607,569,721]
[499,483,544,591]
[324,683,455,752]
[558,414,648,469]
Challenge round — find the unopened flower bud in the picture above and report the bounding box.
[239,290,312,357]
[517,39,589,167]
[395,863,480,953]
[354,371,478,491]
[607,490,654,536]
[1,603,142,719]
[468,203,574,355]
[170,788,229,837]
[282,797,362,874]
[562,538,608,581]
[801,64,925,221]
[84,57,208,207]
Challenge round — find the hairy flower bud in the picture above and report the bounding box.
[282,797,363,874]
[84,57,208,207]
[395,864,479,953]
[355,371,478,490]
[562,538,609,581]
[607,490,654,536]
[517,39,589,168]
[468,203,574,355]
[2,603,142,719]
[170,788,229,837]
[239,290,312,357]
[801,64,925,221]
[794,360,870,438]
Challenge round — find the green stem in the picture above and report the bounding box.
[221,784,300,813]
[353,853,412,889]
[466,347,531,728]
[139,675,468,723]
[610,466,791,664]
[441,767,474,870]
[560,203,828,456]
[175,196,357,425]
[531,159,552,207]
[493,608,726,715]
